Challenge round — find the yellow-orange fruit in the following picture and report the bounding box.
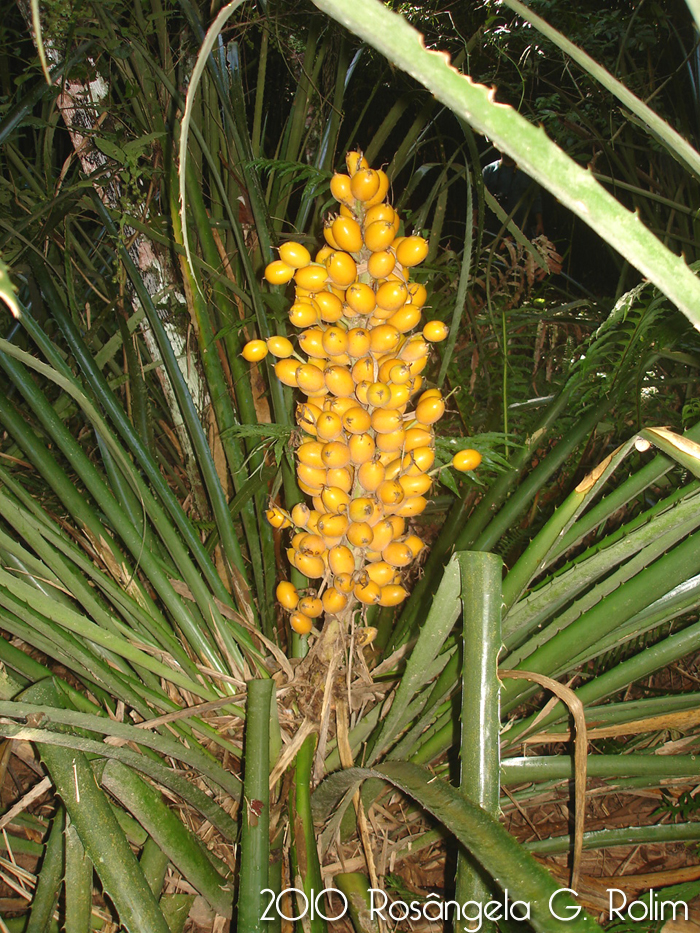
[366,382,392,407]
[324,365,355,398]
[322,587,348,614]
[369,323,401,354]
[276,581,299,610]
[352,357,375,384]
[393,495,428,517]
[334,571,355,594]
[266,335,294,358]
[388,304,422,333]
[328,544,355,576]
[375,281,408,312]
[345,150,368,175]
[296,463,326,492]
[364,203,396,226]
[289,300,320,328]
[375,428,407,453]
[404,427,433,451]
[298,328,327,358]
[407,281,428,307]
[347,521,374,547]
[370,408,403,434]
[357,459,385,493]
[379,584,409,607]
[348,496,382,524]
[386,515,406,538]
[266,506,291,529]
[423,320,449,342]
[376,479,405,507]
[363,168,390,207]
[317,513,349,538]
[404,534,425,558]
[347,327,372,358]
[354,579,382,605]
[363,220,396,253]
[297,402,322,435]
[312,291,343,323]
[399,473,433,497]
[298,595,323,618]
[382,540,413,567]
[399,335,429,361]
[290,611,313,635]
[292,553,326,578]
[321,485,350,515]
[315,245,333,264]
[325,395,356,417]
[297,533,326,556]
[323,223,340,250]
[243,340,269,366]
[265,259,295,284]
[405,446,435,473]
[396,235,429,268]
[332,216,363,253]
[385,383,410,410]
[326,467,353,493]
[344,283,376,316]
[365,561,396,586]
[297,441,324,468]
[326,251,357,288]
[330,172,354,205]
[416,395,445,425]
[296,364,327,395]
[294,264,328,292]
[354,381,371,406]
[351,168,381,202]
[453,449,482,471]
[349,432,376,464]
[320,441,351,469]
[315,411,343,440]
[279,241,311,269]
[291,503,311,527]
[370,520,396,552]
[321,325,348,357]
[342,406,372,434]
[388,362,412,384]
[367,249,396,279]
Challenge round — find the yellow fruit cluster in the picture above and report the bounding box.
[243,151,481,636]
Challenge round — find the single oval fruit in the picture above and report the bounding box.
[242,339,268,362]
[266,335,294,358]
[294,264,328,292]
[329,544,355,576]
[298,595,324,618]
[331,216,363,253]
[322,587,348,614]
[423,320,449,342]
[351,168,381,202]
[325,251,357,288]
[342,406,372,435]
[264,259,295,284]
[276,581,299,610]
[363,220,396,253]
[379,584,409,607]
[290,611,313,635]
[330,173,354,205]
[279,241,311,269]
[453,448,482,472]
[367,249,396,279]
[375,280,409,312]
[396,235,429,268]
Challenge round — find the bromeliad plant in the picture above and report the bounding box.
[1,0,700,931]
